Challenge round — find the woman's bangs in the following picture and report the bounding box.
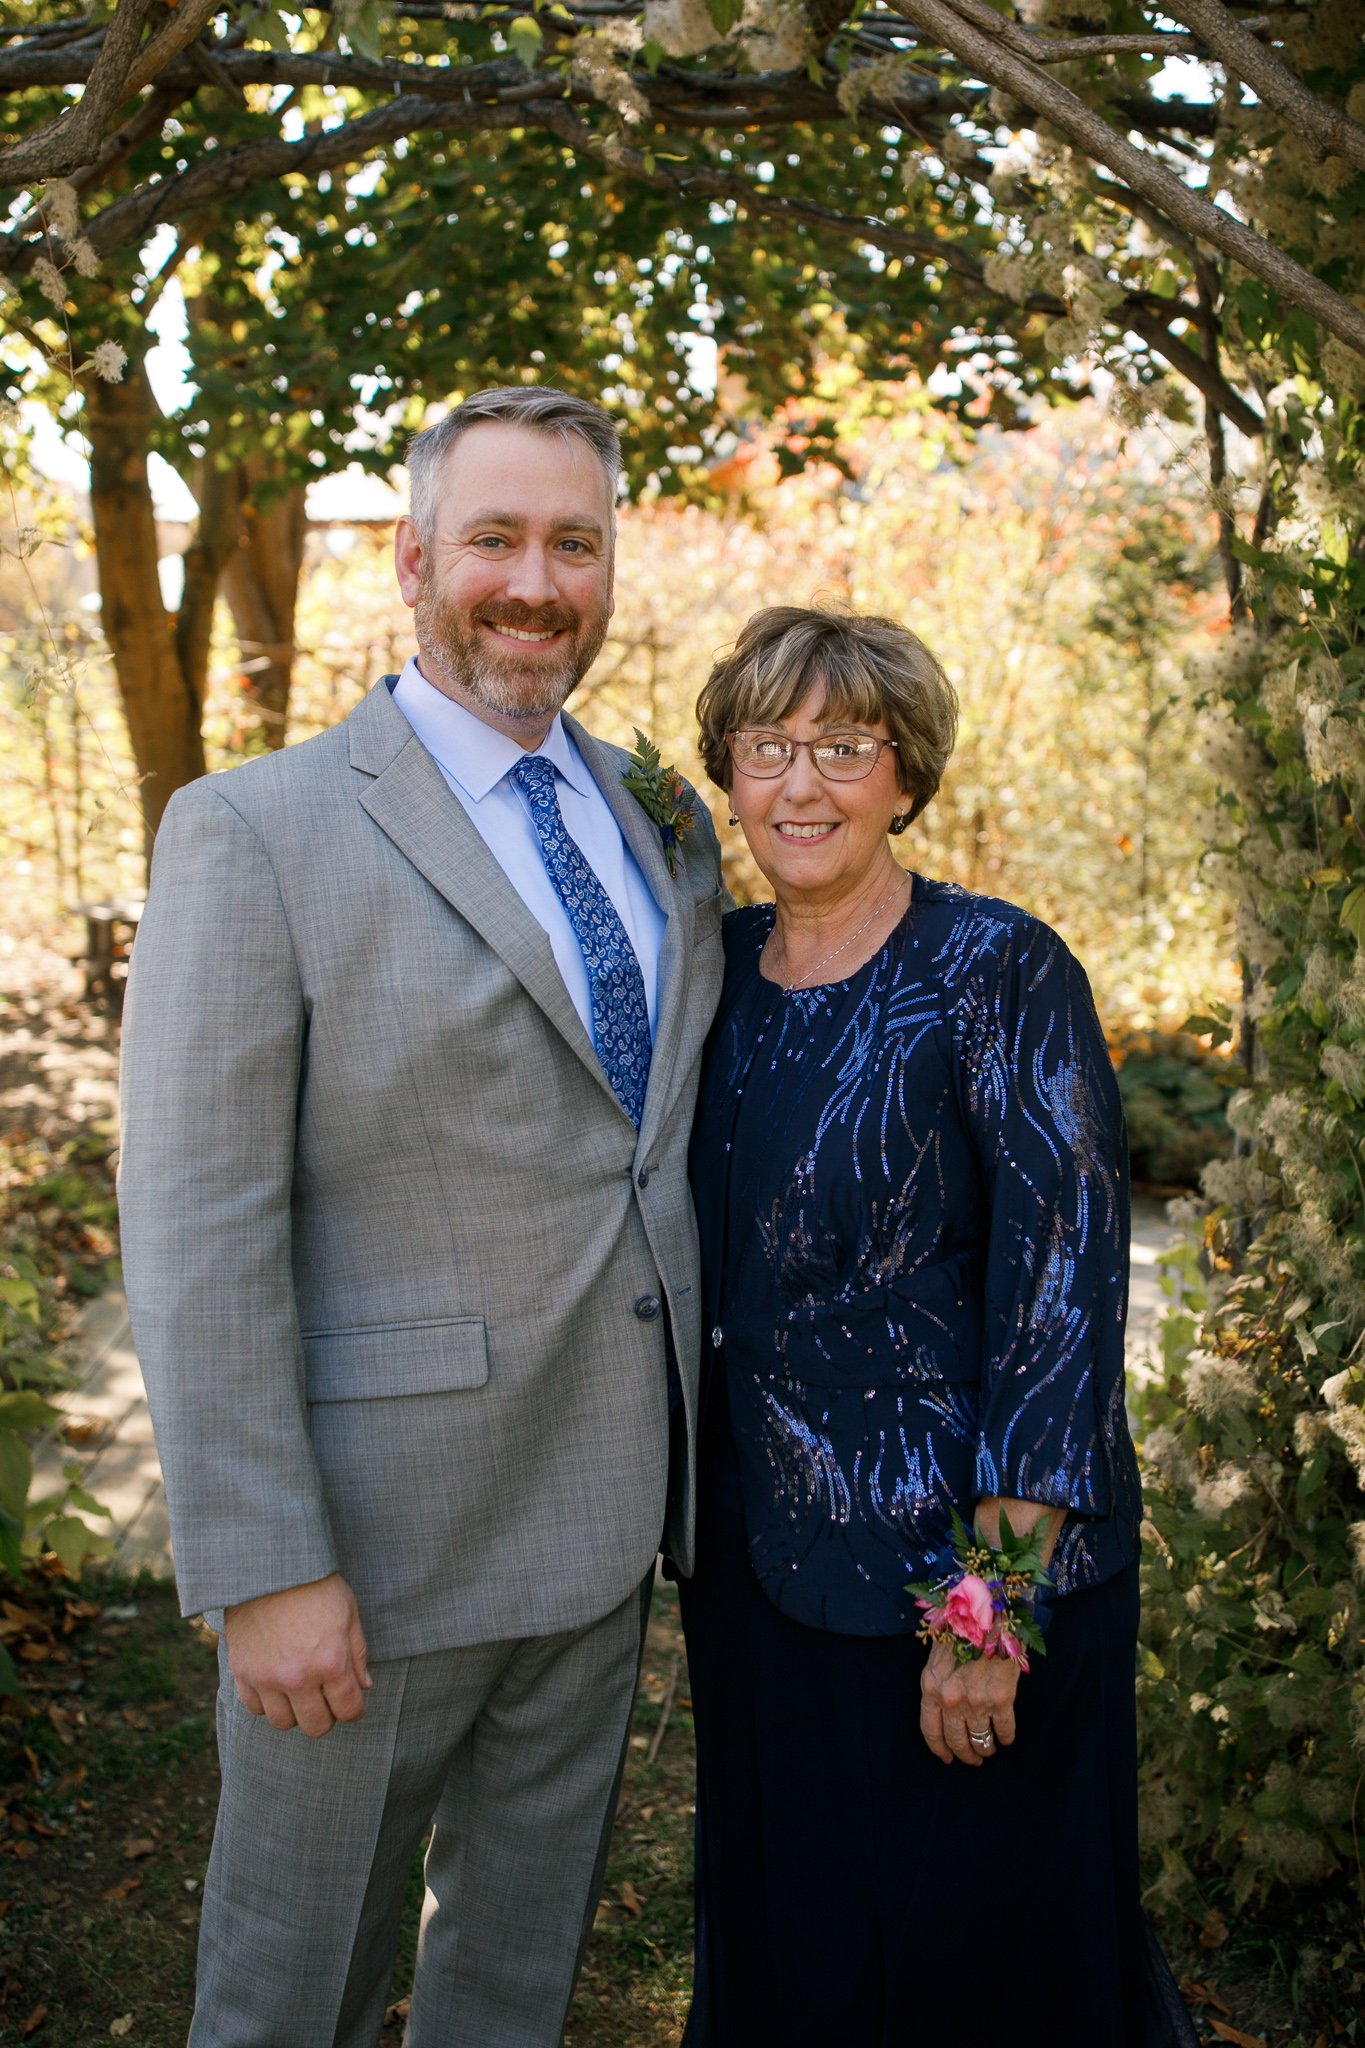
[742,640,885,731]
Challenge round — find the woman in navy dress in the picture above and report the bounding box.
[682,606,1197,2046]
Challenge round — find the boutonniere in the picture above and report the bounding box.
[622,729,697,880]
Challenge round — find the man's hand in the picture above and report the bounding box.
[225,1574,372,1738]
[919,1636,1021,1766]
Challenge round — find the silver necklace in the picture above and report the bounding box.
[769,870,910,992]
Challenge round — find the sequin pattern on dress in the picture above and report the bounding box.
[689,879,1143,1636]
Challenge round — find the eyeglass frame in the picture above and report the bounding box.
[725,728,901,783]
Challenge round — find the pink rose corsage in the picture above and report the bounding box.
[908,1508,1052,1671]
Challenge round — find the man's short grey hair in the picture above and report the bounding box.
[407,387,623,540]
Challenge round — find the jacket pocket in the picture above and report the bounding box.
[303,1317,489,1402]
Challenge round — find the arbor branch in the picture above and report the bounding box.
[531,101,1264,436]
[887,0,1365,361]
[1161,0,1365,174]
[0,0,154,187]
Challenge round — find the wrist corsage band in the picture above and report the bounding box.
[908,1509,1053,1672]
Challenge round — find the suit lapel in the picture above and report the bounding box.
[350,682,620,1112]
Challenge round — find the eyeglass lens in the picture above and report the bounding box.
[729,732,887,781]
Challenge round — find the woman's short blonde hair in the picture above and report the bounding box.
[696,606,959,828]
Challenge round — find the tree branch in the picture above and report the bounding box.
[531,101,1265,435]
[887,0,1365,361]
[123,0,223,99]
[1161,0,1365,173]
[0,0,154,187]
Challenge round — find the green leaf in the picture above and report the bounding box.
[0,1433,31,1521]
[0,1276,40,1322]
[61,1481,113,1521]
[0,1639,20,1700]
[706,0,745,33]
[0,1507,24,1581]
[1341,886,1365,946]
[42,1514,110,1578]
[0,1390,60,1432]
[507,15,544,69]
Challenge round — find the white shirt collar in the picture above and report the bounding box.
[393,655,594,805]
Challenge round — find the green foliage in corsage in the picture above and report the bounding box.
[908,1508,1052,1672]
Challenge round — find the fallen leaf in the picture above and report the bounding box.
[18,1643,51,1663]
[100,1878,142,1903]
[618,1880,644,1916]
[384,1998,411,2026]
[120,1836,156,1862]
[61,1421,108,1447]
[20,2007,47,2038]
[1209,2025,1265,2048]
[11,1840,37,1861]
[639,1805,655,1822]
[1199,1908,1230,1950]
[121,1707,150,1731]
[109,2018,133,2039]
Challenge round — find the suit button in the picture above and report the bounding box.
[637,1167,651,1190]
[634,1294,662,1321]
[711,1326,723,1348]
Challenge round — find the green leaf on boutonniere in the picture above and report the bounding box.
[622,729,697,880]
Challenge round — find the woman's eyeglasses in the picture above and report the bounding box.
[726,730,898,782]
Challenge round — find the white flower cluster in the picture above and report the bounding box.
[1322,1041,1364,1134]
[572,27,649,124]
[1184,1349,1259,1421]
[837,54,921,121]
[740,0,810,73]
[1303,701,1365,790]
[91,340,128,384]
[1200,1152,1279,1216]
[1193,1464,1251,1516]
[1196,704,1269,801]
[642,0,718,57]
[1323,1367,1365,1489]
[1139,1424,1198,1495]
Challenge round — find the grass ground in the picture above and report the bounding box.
[0,1571,697,2048]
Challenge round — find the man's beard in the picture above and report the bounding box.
[414,577,609,726]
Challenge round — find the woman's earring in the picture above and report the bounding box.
[728,809,738,827]
[889,812,910,836]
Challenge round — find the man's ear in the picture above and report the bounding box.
[394,515,423,609]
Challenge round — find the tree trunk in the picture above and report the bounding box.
[86,361,205,855]
[220,472,308,750]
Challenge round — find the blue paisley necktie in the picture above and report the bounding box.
[511,753,652,1127]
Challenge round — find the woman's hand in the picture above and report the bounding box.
[919,1636,1021,1765]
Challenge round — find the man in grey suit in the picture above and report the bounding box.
[118,385,726,2046]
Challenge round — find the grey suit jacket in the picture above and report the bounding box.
[118,680,726,1661]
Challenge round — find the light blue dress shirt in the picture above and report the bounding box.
[392,657,666,1035]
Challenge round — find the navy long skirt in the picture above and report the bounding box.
[678,1500,1198,2048]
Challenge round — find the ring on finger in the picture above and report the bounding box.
[968,1726,994,1750]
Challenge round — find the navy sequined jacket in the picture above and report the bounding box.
[689,880,1144,1635]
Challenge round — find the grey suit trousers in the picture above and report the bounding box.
[191,1576,652,2048]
